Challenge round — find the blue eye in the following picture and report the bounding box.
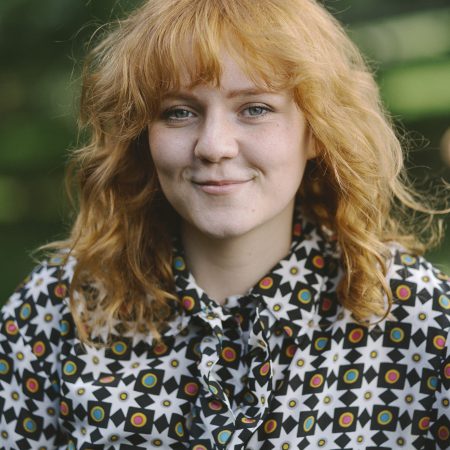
[164,108,194,121]
[242,105,271,117]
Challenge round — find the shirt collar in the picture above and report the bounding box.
[163,210,342,341]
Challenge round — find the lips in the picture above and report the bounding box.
[192,178,252,195]
[194,179,249,186]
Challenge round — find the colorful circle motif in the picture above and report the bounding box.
[396,285,411,301]
[20,304,31,320]
[343,369,359,384]
[438,425,450,441]
[0,359,10,375]
[60,401,69,416]
[439,295,450,310]
[208,400,223,411]
[321,297,332,312]
[390,327,405,343]
[54,283,67,298]
[282,444,290,450]
[112,341,127,356]
[290,267,298,275]
[283,326,293,337]
[241,417,256,424]
[293,223,302,236]
[23,418,37,433]
[312,255,325,269]
[99,376,115,384]
[286,344,296,358]
[5,320,18,336]
[222,346,237,362]
[173,256,186,271]
[385,369,400,384]
[433,335,446,351]
[193,446,208,450]
[259,277,273,290]
[348,328,364,344]
[90,406,105,422]
[400,254,417,266]
[32,341,46,358]
[131,412,147,428]
[60,320,69,336]
[377,410,393,426]
[289,400,297,408]
[120,393,128,401]
[217,429,231,444]
[174,421,184,437]
[63,361,77,376]
[418,416,430,431]
[427,376,438,390]
[209,384,219,395]
[260,362,270,377]
[314,337,328,351]
[444,363,450,380]
[303,416,315,433]
[153,342,168,355]
[338,412,354,428]
[141,373,157,389]
[264,419,277,434]
[182,296,195,311]
[297,289,312,304]
[310,374,324,389]
[184,382,199,396]
[25,378,39,394]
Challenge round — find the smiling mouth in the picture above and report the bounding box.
[195,180,249,186]
[192,179,252,194]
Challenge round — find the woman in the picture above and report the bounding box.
[0,0,449,448]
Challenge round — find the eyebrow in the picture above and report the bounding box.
[161,87,277,102]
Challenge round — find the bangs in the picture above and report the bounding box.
[134,0,303,117]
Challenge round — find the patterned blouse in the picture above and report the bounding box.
[0,216,449,450]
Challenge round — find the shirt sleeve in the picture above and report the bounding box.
[0,262,68,449]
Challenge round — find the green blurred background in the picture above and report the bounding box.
[1,0,449,305]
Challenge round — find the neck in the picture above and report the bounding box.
[181,203,295,305]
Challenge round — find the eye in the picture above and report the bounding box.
[241,105,272,118]
[163,107,195,121]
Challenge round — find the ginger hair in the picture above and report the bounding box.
[48,0,446,343]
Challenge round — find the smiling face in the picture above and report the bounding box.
[148,53,314,241]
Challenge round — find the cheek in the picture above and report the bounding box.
[148,128,182,176]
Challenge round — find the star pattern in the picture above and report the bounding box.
[0,214,449,449]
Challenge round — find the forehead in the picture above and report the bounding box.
[173,51,270,92]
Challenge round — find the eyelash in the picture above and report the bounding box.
[161,104,273,123]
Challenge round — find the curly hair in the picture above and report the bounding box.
[50,0,447,343]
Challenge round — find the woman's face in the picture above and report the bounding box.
[148,53,314,240]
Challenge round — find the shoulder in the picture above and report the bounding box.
[1,255,76,344]
[385,246,450,339]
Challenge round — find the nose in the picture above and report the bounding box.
[194,112,239,163]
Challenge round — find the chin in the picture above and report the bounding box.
[192,217,258,240]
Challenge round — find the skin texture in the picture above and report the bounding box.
[148,53,315,302]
